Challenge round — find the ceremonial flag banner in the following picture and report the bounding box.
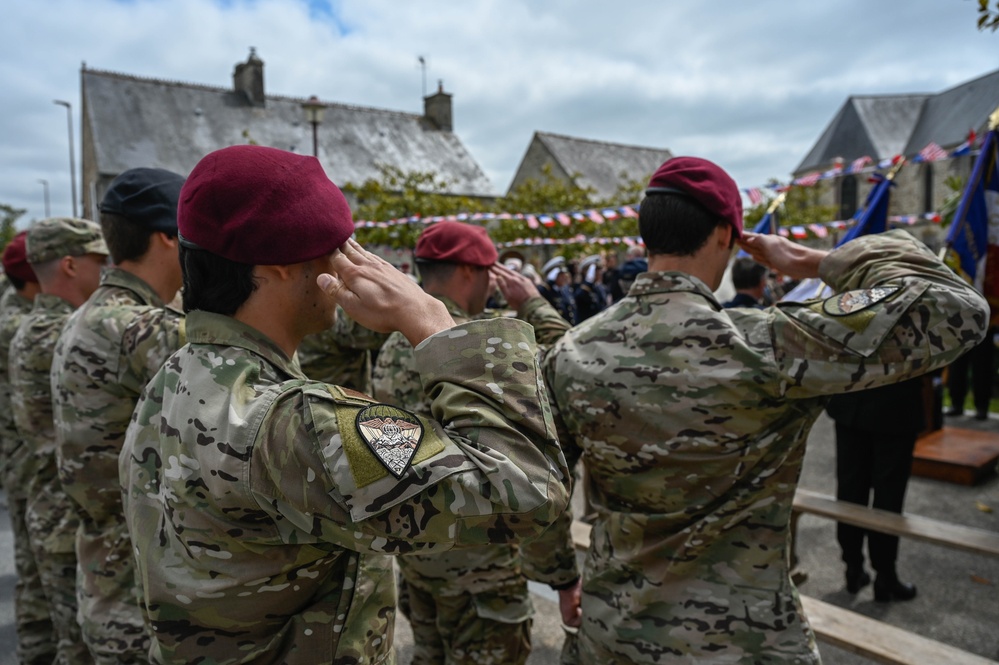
[744,188,764,205]
[943,127,999,322]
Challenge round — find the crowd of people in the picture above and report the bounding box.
[0,146,990,665]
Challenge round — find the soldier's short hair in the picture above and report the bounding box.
[731,258,767,290]
[100,211,160,264]
[639,194,729,257]
[415,260,460,286]
[180,246,257,315]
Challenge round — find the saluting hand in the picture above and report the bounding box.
[489,263,542,312]
[318,239,455,346]
[736,232,828,280]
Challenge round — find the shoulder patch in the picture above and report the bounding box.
[356,404,424,478]
[822,286,900,317]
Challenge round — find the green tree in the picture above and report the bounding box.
[0,203,26,252]
[491,166,642,257]
[344,165,490,248]
[978,0,999,31]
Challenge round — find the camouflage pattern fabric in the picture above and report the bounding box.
[24,216,108,264]
[0,287,57,665]
[120,311,569,665]
[373,295,574,665]
[52,268,184,663]
[299,307,389,393]
[9,293,92,664]
[542,230,990,664]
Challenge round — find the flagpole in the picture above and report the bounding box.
[763,192,785,235]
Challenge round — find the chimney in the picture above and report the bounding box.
[233,47,265,107]
[423,79,452,131]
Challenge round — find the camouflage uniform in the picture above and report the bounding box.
[542,230,989,664]
[51,268,184,663]
[10,293,92,664]
[372,296,577,665]
[0,286,57,664]
[120,311,570,665]
[299,308,389,393]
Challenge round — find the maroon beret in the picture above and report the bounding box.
[178,145,353,264]
[646,156,743,238]
[2,232,38,284]
[415,221,498,267]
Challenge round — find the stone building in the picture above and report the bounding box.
[80,49,493,218]
[793,67,999,221]
[507,131,671,202]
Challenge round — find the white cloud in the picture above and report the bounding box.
[1,0,996,223]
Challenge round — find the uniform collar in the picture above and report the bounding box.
[99,267,165,307]
[628,271,722,309]
[432,294,469,319]
[33,292,74,314]
[184,310,305,379]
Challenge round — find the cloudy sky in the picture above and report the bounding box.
[1,0,996,223]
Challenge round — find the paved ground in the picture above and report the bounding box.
[2,411,997,664]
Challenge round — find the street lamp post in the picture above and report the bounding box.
[53,100,77,218]
[301,95,326,158]
[38,179,50,217]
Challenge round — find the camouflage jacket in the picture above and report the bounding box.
[542,230,989,664]
[120,311,568,665]
[0,287,33,494]
[298,308,390,394]
[372,295,577,610]
[9,293,78,553]
[51,268,184,654]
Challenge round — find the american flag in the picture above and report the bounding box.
[847,156,871,174]
[916,142,948,162]
[744,188,764,205]
[793,172,821,187]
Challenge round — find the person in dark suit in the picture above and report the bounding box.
[722,257,767,309]
[825,378,924,602]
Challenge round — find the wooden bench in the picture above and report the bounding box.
[569,518,998,664]
[792,488,999,559]
[801,595,997,665]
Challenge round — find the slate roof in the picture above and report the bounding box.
[511,132,672,200]
[795,68,999,174]
[81,67,494,197]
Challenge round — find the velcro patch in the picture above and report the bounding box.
[822,286,900,317]
[355,404,424,478]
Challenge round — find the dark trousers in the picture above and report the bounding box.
[947,331,995,414]
[834,422,916,575]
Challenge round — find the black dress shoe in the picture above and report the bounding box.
[845,567,871,594]
[874,576,917,602]
[975,410,989,421]
[944,407,963,417]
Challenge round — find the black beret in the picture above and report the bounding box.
[100,168,186,233]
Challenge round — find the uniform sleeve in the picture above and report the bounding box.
[514,349,584,588]
[253,317,571,555]
[518,296,572,348]
[770,229,989,398]
[369,331,429,416]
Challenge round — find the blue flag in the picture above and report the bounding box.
[835,172,892,247]
[782,171,895,301]
[944,128,998,288]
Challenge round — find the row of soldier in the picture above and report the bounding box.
[0,145,988,665]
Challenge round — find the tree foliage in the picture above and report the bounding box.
[741,180,837,232]
[978,0,999,31]
[0,203,26,252]
[344,164,645,257]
